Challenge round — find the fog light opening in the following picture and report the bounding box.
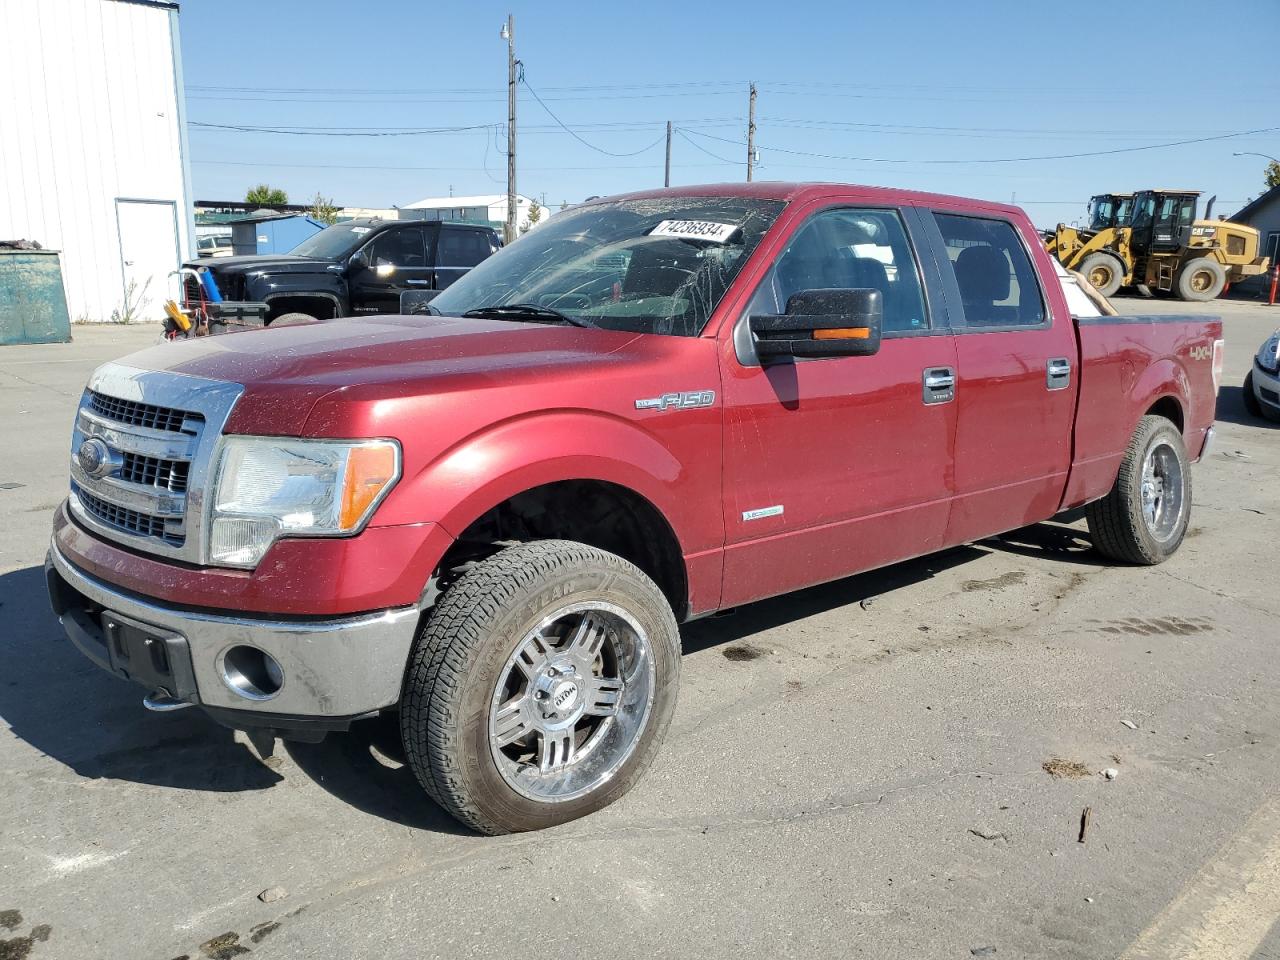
[221,645,284,700]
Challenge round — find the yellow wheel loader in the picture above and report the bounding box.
[1045,190,1269,301]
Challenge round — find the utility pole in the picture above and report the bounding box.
[746,82,757,182]
[664,120,672,187]
[502,14,517,244]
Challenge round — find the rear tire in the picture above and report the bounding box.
[1086,415,1191,565]
[1244,371,1264,418]
[400,540,681,835]
[269,311,318,327]
[1175,258,1226,301]
[1078,252,1125,297]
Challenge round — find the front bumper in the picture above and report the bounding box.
[46,543,421,731]
[1253,360,1280,414]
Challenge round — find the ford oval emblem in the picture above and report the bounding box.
[77,438,114,478]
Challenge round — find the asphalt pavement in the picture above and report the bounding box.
[1,297,1278,960]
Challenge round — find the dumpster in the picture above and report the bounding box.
[0,248,72,345]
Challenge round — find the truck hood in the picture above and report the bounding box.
[117,314,645,436]
[188,254,338,275]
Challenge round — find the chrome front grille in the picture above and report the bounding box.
[88,390,191,432]
[68,363,245,563]
[119,452,190,492]
[76,487,182,544]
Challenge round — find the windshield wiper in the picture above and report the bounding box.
[461,303,595,328]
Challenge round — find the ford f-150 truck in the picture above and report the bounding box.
[47,183,1223,834]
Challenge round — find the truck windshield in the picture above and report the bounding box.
[289,223,377,260]
[430,197,785,337]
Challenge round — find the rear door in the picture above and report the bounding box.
[349,225,432,313]
[115,199,180,323]
[718,201,959,607]
[920,208,1078,545]
[434,225,498,289]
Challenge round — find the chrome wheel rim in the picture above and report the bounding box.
[488,601,655,803]
[1140,440,1185,542]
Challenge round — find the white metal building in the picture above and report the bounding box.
[0,0,193,323]
[404,194,544,233]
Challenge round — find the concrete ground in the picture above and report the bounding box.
[1,299,1278,960]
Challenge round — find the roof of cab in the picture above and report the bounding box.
[599,181,1026,216]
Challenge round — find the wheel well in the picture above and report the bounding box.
[1145,396,1184,434]
[265,295,339,322]
[435,480,688,619]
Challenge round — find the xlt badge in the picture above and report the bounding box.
[634,390,715,412]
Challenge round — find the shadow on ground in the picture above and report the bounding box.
[0,517,1107,829]
[0,565,281,792]
[1217,384,1279,429]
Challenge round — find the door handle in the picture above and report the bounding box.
[1046,357,1071,390]
[922,366,956,405]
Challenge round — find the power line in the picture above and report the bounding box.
[520,72,667,158]
[188,120,495,137]
[192,158,730,172]
[675,128,739,165]
[680,125,1280,165]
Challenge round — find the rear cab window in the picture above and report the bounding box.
[933,213,1045,329]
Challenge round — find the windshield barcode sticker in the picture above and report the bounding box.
[649,220,741,243]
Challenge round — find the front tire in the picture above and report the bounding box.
[1086,415,1191,564]
[1079,252,1125,297]
[1243,371,1265,418]
[400,540,681,834]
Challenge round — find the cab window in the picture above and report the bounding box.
[933,213,1045,328]
[746,207,929,333]
[438,227,494,268]
[366,227,427,268]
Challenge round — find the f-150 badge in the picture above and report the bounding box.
[634,390,716,412]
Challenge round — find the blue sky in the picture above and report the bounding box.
[181,0,1280,228]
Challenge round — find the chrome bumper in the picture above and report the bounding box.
[46,543,420,721]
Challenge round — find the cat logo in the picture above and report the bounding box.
[1188,345,1212,361]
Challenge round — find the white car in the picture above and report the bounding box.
[1244,330,1280,421]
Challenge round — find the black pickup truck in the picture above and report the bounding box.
[183,218,502,325]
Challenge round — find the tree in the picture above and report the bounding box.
[245,184,288,206]
[520,198,543,235]
[1267,162,1280,190]
[308,192,339,225]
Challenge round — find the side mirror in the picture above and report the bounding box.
[749,288,883,362]
[400,289,440,315]
[349,249,370,272]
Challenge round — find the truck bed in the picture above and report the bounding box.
[1064,312,1222,510]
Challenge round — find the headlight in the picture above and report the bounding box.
[1259,333,1280,374]
[209,437,401,567]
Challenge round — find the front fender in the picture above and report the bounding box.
[244,271,348,304]
[372,410,703,555]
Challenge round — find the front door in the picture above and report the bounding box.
[921,208,1079,545]
[115,199,179,323]
[349,225,433,314]
[719,203,958,608]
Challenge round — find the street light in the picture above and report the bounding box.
[1234,151,1280,165]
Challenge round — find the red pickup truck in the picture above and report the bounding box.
[47,183,1223,834]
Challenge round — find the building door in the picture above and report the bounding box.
[115,199,179,323]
